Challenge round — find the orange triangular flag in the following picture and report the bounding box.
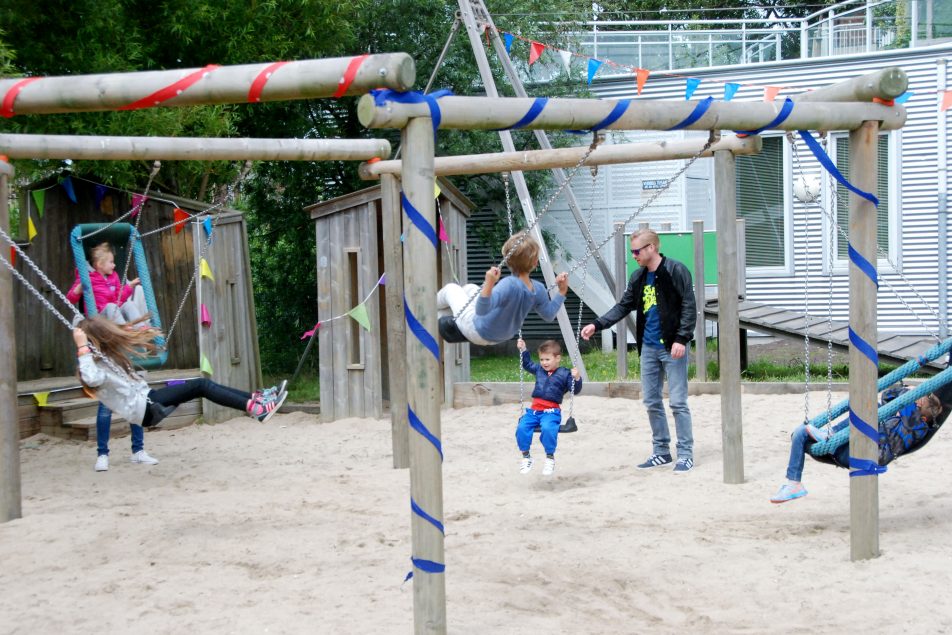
[173,208,189,234]
[942,90,952,112]
[528,41,545,66]
[763,86,781,102]
[635,68,650,96]
[9,246,15,266]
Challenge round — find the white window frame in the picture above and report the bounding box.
[823,129,901,275]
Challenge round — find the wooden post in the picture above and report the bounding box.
[714,150,744,484]
[402,117,446,633]
[0,160,21,523]
[381,174,409,470]
[614,223,628,380]
[849,121,881,561]
[0,54,415,114]
[0,134,392,161]
[693,220,707,382]
[358,94,907,133]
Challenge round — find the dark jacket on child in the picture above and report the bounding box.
[521,350,583,405]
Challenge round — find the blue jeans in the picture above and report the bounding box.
[516,409,562,456]
[785,420,849,481]
[96,403,143,456]
[640,344,693,459]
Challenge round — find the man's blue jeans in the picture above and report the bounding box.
[640,344,693,460]
[96,403,143,456]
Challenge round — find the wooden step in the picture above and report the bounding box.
[38,397,101,425]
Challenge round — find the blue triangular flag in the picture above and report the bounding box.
[60,176,77,203]
[587,59,603,85]
[503,33,514,55]
[94,184,107,210]
[202,217,213,238]
[723,83,740,102]
[685,78,701,100]
[895,91,912,104]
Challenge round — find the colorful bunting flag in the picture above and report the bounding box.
[166,379,186,386]
[558,50,573,74]
[33,392,49,406]
[202,217,213,238]
[200,303,212,327]
[895,91,912,105]
[377,273,386,286]
[173,208,189,234]
[9,246,15,266]
[587,59,602,85]
[942,90,952,112]
[503,33,514,55]
[438,218,449,243]
[434,183,441,199]
[130,194,147,218]
[27,215,37,242]
[635,68,650,96]
[763,86,781,102]
[723,83,740,102]
[528,41,545,66]
[301,321,321,340]
[60,176,77,203]
[200,354,214,376]
[685,78,701,100]
[94,185,107,211]
[200,258,214,281]
[101,195,114,214]
[31,189,44,219]
[348,303,371,331]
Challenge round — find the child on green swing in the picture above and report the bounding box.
[67,241,148,325]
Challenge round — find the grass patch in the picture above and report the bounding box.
[265,371,320,403]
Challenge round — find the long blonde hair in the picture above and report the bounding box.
[78,315,163,377]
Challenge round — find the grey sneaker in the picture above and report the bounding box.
[673,458,695,473]
[636,454,673,469]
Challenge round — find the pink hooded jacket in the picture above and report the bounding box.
[66,270,134,313]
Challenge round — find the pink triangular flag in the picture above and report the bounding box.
[301,321,321,340]
[200,303,211,327]
[438,218,449,243]
[763,86,781,102]
[635,68,650,96]
[130,194,147,218]
[942,90,952,113]
[528,41,545,66]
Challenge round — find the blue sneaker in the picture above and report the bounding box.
[770,482,808,504]
[673,457,694,473]
[805,424,830,442]
[636,454,672,469]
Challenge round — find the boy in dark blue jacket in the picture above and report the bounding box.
[516,339,582,476]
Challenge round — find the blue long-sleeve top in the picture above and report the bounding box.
[473,276,565,343]
[521,350,583,405]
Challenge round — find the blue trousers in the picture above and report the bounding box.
[96,403,143,456]
[516,408,562,456]
[640,344,693,459]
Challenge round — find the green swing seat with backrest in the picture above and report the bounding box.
[69,223,167,369]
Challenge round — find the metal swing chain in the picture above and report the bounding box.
[567,164,599,419]
[119,160,162,294]
[451,135,603,320]
[787,133,812,424]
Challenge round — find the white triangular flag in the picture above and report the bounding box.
[558,50,572,73]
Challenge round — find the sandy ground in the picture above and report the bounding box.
[3,391,952,634]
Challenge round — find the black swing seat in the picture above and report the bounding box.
[438,316,469,344]
[559,417,578,433]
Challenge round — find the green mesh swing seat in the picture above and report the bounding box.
[806,337,952,469]
[69,223,167,369]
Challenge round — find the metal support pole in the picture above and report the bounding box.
[402,118,446,631]
[0,160,21,523]
[381,174,409,469]
[614,223,628,380]
[693,220,707,382]
[849,120,881,561]
[714,150,744,484]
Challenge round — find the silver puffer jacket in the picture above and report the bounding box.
[77,353,150,425]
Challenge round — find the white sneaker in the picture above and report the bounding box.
[519,456,534,474]
[95,455,109,472]
[130,450,159,465]
[542,457,556,476]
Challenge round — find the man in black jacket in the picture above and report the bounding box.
[581,229,697,473]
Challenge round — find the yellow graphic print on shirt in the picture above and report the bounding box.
[643,283,657,313]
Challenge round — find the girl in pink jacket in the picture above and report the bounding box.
[67,242,148,324]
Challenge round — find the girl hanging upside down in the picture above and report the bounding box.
[73,316,287,432]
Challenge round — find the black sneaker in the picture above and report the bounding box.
[636,453,672,469]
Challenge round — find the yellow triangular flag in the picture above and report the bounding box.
[33,392,50,406]
[434,182,441,199]
[348,303,372,331]
[200,258,214,281]
[200,354,214,376]
[27,215,37,242]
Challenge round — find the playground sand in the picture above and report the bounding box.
[3,391,952,633]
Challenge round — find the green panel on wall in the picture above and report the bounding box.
[627,231,718,285]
